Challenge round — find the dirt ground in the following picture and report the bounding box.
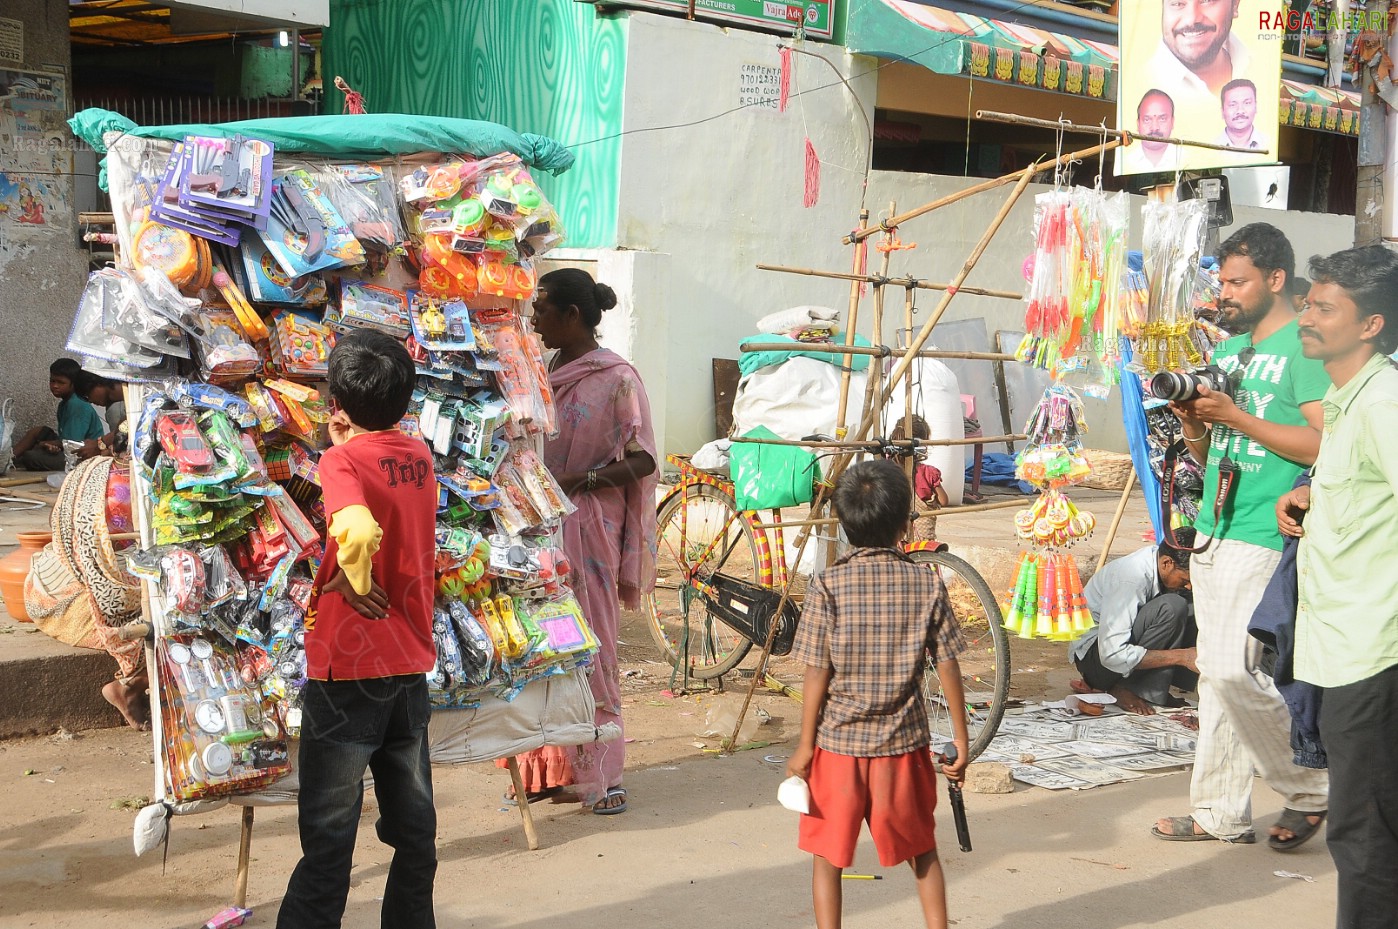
[0,607,1338,929]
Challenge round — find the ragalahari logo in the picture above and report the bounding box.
[1258,8,1389,35]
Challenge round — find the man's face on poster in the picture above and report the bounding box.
[1162,0,1240,71]
[1222,84,1257,134]
[1138,93,1175,152]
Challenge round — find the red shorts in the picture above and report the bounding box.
[798,746,940,869]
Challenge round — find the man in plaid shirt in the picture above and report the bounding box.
[786,459,969,929]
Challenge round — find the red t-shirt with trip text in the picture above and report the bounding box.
[305,429,437,680]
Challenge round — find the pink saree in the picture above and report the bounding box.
[510,348,657,803]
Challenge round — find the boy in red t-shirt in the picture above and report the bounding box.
[278,330,438,929]
[787,459,968,929]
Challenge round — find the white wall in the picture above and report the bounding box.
[611,13,1356,458]
[616,13,879,455]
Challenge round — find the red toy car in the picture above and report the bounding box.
[157,411,215,470]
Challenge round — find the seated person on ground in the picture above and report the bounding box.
[12,359,106,471]
[76,373,127,458]
[1068,529,1198,715]
[891,415,948,542]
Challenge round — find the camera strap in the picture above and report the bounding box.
[1160,438,1235,553]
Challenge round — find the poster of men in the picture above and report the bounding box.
[1116,0,1281,176]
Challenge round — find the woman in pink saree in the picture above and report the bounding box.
[507,268,657,814]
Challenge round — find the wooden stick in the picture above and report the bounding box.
[845,138,1119,243]
[738,341,1017,362]
[973,110,1270,155]
[234,805,254,909]
[0,475,48,488]
[858,205,896,438]
[833,209,870,440]
[755,263,1022,300]
[505,756,541,851]
[728,433,1026,449]
[749,496,1025,530]
[1093,470,1138,571]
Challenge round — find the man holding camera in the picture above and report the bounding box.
[1153,223,1329,848]
[1279,245,1398,925]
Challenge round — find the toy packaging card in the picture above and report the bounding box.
[151,144,242,248]
[259,170,366,278]
[180,134,275,228]
[409,294,477,353]
[238,236,328,306]
[333,280,411,337]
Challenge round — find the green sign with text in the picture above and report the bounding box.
[581,0,834,40]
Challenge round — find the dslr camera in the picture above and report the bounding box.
[1149,365,1242,403]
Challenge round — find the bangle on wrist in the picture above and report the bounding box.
[586,469,598,491]
[1181,426,1208,443]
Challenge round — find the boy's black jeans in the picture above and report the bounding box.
[278,675,437,929]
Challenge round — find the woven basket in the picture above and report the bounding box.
[1081,449,1134,491]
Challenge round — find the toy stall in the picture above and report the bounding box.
[66,107,615,914]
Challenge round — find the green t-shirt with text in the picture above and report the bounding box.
[1191,320,1329,551]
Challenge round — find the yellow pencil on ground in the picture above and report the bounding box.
[842,874,882,880]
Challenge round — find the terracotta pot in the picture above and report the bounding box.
[0,531,52,623]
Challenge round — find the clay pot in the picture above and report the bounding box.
[0,532,52,622]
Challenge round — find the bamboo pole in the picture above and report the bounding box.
[901,283,916,486]
[749,496,1026,530]
[858,204,896,435]
[1092,470,1138,571]
[234,806,254,909]
[833,208,870,440]
[845,138,1120,243]
[739,342,1017,362]
[728,433,1025,449]
[505,757,541,851]
[755,263,1022,300]
[974,110,1271,155]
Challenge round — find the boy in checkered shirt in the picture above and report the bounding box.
[786,459,969,929]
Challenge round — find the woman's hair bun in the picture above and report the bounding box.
[595,283,619,312]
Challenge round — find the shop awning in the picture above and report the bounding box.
[846,0,1118,101]
[849,0,1359,136]
[1282,79,1360,137]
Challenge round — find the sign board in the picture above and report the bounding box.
[738,61,783,111]
[581,0,835,41]
[1116,0,1282,176]
[0,17,22,65]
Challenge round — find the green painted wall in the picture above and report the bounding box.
[322,0,625,248]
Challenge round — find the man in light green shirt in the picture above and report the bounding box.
[1278,244,1398,929]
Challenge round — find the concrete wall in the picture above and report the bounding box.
[610,12,1354,457]
[0,0,88,443]
[615,14,879,455]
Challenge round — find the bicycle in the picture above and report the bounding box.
[644,453,1010,761]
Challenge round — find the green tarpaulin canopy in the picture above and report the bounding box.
[69,108,575,190]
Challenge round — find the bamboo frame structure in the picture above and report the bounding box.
[723,123,1229,748]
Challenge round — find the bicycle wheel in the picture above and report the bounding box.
[907,549,1009,761]
[646,483,760,679]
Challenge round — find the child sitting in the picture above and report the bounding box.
[787,459,969,929]
[891,415,949,542]
[13,359,106,471]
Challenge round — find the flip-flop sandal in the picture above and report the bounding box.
[1151,815,1256,843]
[502,786,563,806]
[1268,808,1327,852]
[593,787,628,816]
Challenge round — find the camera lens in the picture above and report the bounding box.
[1150,371,1201,402]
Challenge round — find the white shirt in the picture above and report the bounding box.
[1069,545,1160,674]
[1148,32,1252,108]
[1213,127,1270,152]
[1120,142,1183,175]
